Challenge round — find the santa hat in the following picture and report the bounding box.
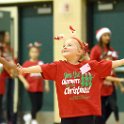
[96,27,111,42]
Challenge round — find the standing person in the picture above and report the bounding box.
[0,31,17,124]
[0,69,6,124]
[101,53,124,124]
[19,42,50,124]
[12,26,124,124]
[0,39,6,123]
[90,27,121,124]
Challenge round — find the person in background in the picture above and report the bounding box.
[16,30,124,124]
[0,31,17,124]
[1,26,124,124]
[101,52,124,124]
[90,27,123,124]
[19,42,50,124]
[0,33,6,123]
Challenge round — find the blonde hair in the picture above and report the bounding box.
[71,37,89,61]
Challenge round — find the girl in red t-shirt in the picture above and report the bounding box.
[0,43,5,123]
[1,26,124,124]
[90,27,124,124]
[18,42,50,124]
[0,31,15,123]
[0,63,6,123]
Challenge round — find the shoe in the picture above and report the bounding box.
[31,120,38,124]
[23,113,32,124]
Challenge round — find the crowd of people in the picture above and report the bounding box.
[0,31,50,124]
[0,26,124,124]
[0,31,17,124]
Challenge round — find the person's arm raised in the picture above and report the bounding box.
[17,64,42,74]
[112,59,124,68]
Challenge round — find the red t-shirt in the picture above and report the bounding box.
[90,45,103,61]
[0,46,15,95]
[23,60,44,92]
[0,74,6,95]
[90,45,117,61]
[0,68,9,95]
[101,80,114,96]
[101,71,116,96]
[90,45,117,96]
[41,60,112,118]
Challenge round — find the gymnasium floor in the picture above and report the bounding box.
[21,112,124,124]
[37,112,54,124]
[107,112,124,124]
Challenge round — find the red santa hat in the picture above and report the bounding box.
[96,27,111,42]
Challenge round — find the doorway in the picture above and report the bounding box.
[19,2,54,112]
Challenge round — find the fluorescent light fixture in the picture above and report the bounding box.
[98,3,114,11]
[0,0,51,4]
[37,7,52,14]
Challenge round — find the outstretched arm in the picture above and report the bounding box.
[106,76,124,83]
[17,64,42,74]
[106,76,124,93]
[112,59,124,68]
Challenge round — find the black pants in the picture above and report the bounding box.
[3,78,17,124]
[6,78,14,122]
[3,78,14,123]
[61,116,95,124]
[104,89,119,121]
[0,94,5,123]
[28,92,43,119]
[95,90,119,124]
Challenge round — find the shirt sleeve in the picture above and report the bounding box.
[96,60,112,78]
[41,62,57,80]
[90,46,101,60]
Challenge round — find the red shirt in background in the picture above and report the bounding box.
[0,73,6,95]
[41,60,112,118]
[101,80,114,96]
[90,44,118,96]
[90,45,103,61]
[0,45,15,95]
[23,60,44,92]
[90,44,117,61]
